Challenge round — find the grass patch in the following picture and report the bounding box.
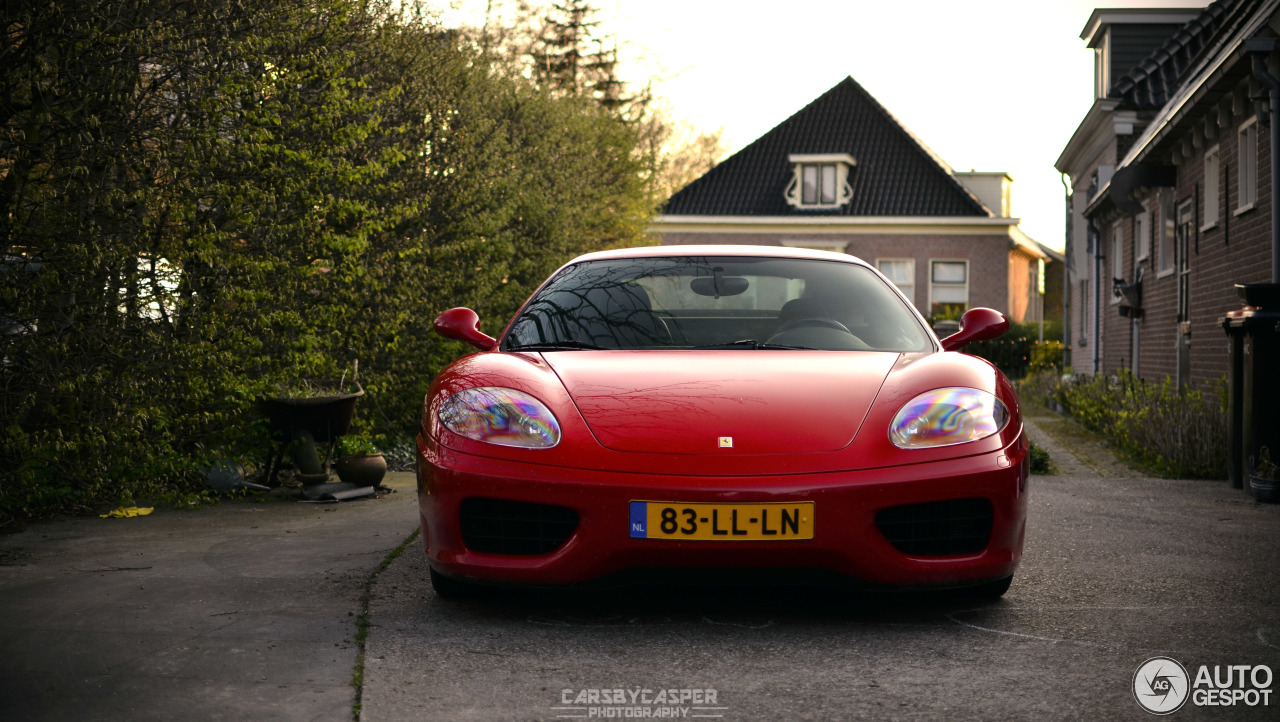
[352,528,420,720]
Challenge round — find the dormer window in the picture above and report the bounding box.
[786,153,855,209]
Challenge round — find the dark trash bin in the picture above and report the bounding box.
[1221,284,1280,501]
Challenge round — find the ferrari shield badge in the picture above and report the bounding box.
[718,436,733,448]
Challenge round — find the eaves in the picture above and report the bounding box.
[1118,0,1280,169]
[650,215,1018,237]
[1055,99,1142,175]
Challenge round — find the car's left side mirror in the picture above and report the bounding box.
[433,307,497,350]
[940,307,1009,351]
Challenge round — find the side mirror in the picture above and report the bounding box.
[433,307,497,351]
[940,307,1009,351]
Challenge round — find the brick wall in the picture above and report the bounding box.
[1096,80,1274,388]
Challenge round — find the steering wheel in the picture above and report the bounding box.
[771,317,853,336]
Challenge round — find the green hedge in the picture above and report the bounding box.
[1026,370,1228,480]
[0,1,653,521]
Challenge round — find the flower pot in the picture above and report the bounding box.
[1249,474,1279,504]
[334,453,387,487]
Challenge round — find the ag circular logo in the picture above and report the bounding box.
[1134,656,1190,714]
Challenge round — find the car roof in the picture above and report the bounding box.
[569,245,874,268]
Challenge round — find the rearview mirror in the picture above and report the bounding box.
[433,307,497,350]
[940,307,1009,351]
[690,276,750,297]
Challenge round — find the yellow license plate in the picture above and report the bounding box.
[629,501,814,541]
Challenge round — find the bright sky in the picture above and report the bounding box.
[440,0,1213,252]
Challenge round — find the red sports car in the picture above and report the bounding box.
[417,245,1028,597]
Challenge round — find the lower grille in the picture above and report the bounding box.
[874,498,993,556]
[459,497,579,555]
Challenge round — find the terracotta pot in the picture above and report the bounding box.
[334,453,387,487]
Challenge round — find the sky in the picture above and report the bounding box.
[439,0,1214,252]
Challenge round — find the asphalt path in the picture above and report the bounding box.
[362,471,1280,721]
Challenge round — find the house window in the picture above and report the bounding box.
[877,259,915,306]
[785,153,855,209]
[1158,189,1175,277]
[929,260,968,320]
[1238,117,1258,212]
[1110,225,1123,304]
[1203,145,1219,229]
[1135,211,1150,262]
[802,164,837,205]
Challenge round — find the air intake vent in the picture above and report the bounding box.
[460,498,579,555]
[874,498,993,556]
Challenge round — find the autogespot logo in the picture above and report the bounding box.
[1134,656,1190,715]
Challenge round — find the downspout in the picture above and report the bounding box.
[1090,218,1102,375]
[1249,38,1280,283]
[1061,173,1073,369]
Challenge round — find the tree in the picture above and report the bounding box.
[0,0,653,520]
[452,1,729,208]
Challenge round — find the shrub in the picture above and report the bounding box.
[1028,441,1054,475]
[1016,368,1065,408]
[1054,371,1227,479]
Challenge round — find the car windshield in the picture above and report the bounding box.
[503,256,934,352]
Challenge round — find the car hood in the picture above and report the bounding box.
[542,351,899,454]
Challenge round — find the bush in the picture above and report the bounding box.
[1028,441,1054,475]
[1017,368,1065,408]
[0,1,652,522]
[1054,371,1227,479]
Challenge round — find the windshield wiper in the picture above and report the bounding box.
[692,339,816,350]
[506,341,607,351]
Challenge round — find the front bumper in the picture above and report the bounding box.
[417,435,1029,589]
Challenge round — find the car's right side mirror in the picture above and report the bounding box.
[940,307,1009,351]
[433,307,497,351]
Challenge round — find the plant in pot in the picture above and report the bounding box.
[334,433,387,488]
[1250,446,1279,503]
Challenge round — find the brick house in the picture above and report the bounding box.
[650,77,1061,329]
[1056,0,1278,386]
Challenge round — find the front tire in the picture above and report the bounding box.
[967,575,1013,600]
[429,567,480,599]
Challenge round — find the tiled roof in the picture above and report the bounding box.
[662,77,989,218]
[1111,0,1241,108]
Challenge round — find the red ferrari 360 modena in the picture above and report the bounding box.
[417,245,1028,597]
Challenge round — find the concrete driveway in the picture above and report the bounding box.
[2,434,1278,721]
[0,473,420,721]
[359,468,1280,721]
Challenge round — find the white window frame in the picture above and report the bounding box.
[876,258,916,306]
[1237,117,1258,214]
[785,153,856,209]
[928,259,969,317]
[1110,225,1124,305]
[1202,144,1220,230]
[1135,210,1150,262]
[1157,188,1176,278]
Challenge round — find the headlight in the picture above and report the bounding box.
[438,387,561,448]
[889,387,1009,449]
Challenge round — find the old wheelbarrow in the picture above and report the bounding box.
[259,383,364,486]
